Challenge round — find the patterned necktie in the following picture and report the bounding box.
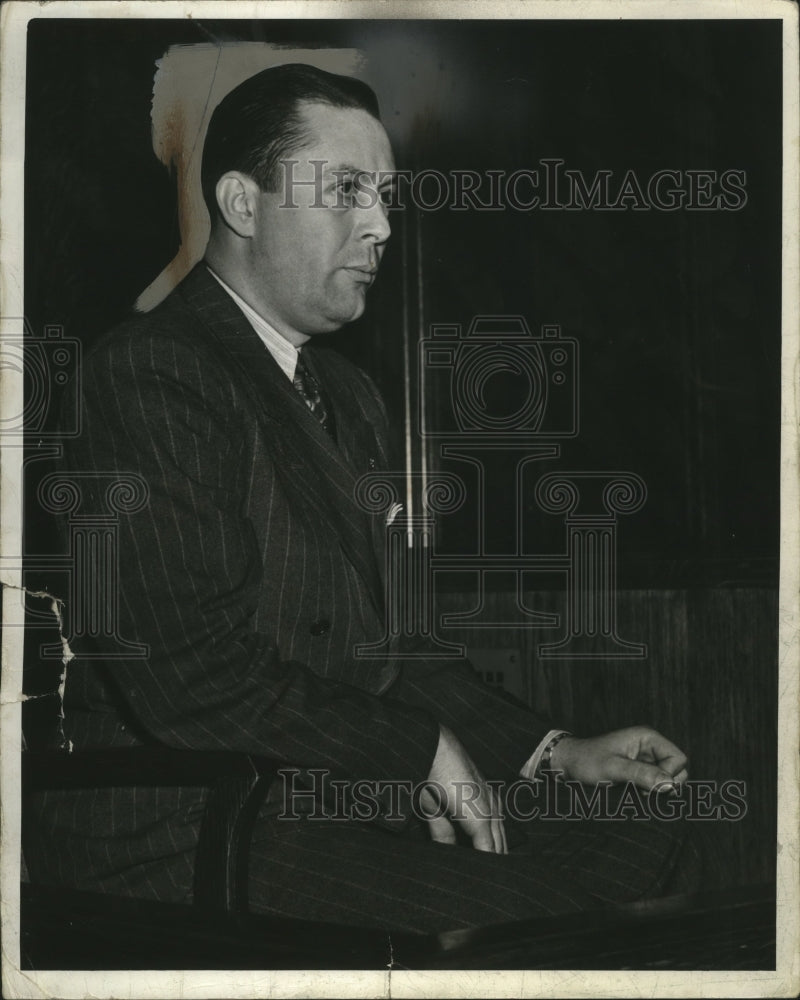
[293,350,337,441]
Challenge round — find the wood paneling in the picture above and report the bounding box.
[436,586,778,887]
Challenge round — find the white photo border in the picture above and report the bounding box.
[1,2,798,997]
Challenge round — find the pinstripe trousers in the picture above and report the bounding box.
[245,779,697,933]
[242,667,699,934]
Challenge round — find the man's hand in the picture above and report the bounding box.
[549,726,689,792]
[422,725,507,854]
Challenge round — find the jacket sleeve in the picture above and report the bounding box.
[392,654,558,783]
[62,326,440,788]
[342,354,559,780]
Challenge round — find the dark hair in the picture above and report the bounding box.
[201,62,381,216]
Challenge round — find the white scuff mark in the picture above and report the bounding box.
[386,932,393,999]
[386,501,403,527]
[138,43,366,313]
[2,583,74,751]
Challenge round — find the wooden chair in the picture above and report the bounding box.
[19,747,777,972]
[20,745,430,969]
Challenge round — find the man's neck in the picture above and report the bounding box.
[205,265,303,383]
[204,241,310,347]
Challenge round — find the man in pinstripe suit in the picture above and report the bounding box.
[27,64,697,933]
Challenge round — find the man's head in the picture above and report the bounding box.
[203,63,395,345]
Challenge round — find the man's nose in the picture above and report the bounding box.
[359,196,391,246]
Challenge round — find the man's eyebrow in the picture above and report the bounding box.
[325,164,398,184]
[325,163,361,177]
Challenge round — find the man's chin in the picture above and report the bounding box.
[326,298,368,330]
[302,294,368,337]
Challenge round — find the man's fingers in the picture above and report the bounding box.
[477,788,506,854]
[426,814,457,845]
[469,821,499,853]
[654,751,688,778]
[487,803,505,854]
[491,791,508,854]
[429,808,504,855]
[566,727,690,790]
[460,790,504,854]
[418,787,442,817]
[427,727,508,854]
[637,730,687,775]
[492,817,508,855]
[606,754,675,792]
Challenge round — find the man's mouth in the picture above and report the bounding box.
[345,266,377,282]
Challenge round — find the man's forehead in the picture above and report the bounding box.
[293,100,395,170]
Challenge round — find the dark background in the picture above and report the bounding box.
[23,17,782,892]
[24,17,782,583]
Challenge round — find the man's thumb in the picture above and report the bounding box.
[608,756,675,792]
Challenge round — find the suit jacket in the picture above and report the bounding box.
[26,264,555,901]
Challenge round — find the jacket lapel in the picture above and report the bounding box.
[177,264,385,614]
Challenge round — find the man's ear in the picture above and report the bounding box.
[214,171,260,238]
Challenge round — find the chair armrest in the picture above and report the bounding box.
[22,747,285,913]
[22,747,277,788]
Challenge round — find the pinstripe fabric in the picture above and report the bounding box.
[245,798,695,933]
[24,264,689,927]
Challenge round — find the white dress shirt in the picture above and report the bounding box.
[207,267,299,382]
[519,729,571,782]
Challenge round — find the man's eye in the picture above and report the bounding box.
[335,178,356,204]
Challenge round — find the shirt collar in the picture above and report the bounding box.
[206,266,299,382]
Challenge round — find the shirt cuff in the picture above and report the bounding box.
[519,728,571,782]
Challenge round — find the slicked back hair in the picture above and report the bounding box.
[201,62,381,218]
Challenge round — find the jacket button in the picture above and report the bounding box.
[310,619,331,636]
